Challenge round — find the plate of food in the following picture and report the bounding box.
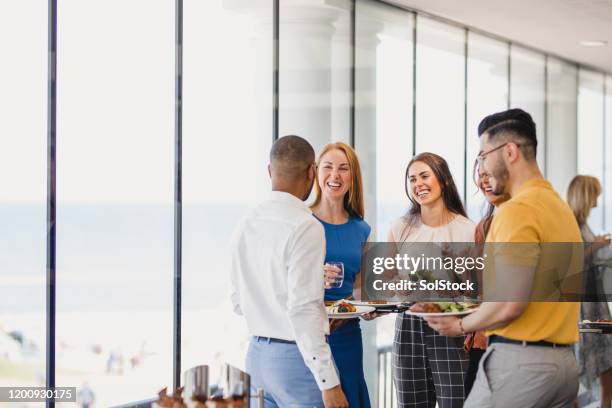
[582,319,612,327]
[327,300,375,319]
[405,301,479,317]
[581,320,612,334]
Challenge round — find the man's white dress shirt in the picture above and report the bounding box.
[230,191,340,390]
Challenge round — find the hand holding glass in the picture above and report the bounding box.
[324,262,344,289]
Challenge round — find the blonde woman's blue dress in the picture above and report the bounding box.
[316,215,371,408]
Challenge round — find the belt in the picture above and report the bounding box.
[489,335,571,348]
[254,336,296,344]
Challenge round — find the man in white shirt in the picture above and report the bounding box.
[230,135,348,408]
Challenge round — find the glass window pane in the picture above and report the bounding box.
[182,0,272,382]
[0,0,47,388]
[279,0,352,152]
[356,0,414,241]
[355,1,414,404]
[510,46,546,171]
[578,69,605,231]
[465,32,508,220]
[415,17,466,201]
[331,3,353,145]
[546,58,577,196]
[56,1,174,404]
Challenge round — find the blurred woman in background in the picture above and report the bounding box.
[567,175,612,408]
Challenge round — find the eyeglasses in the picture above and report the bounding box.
[477,142,524,164]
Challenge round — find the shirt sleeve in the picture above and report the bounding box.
[286,219,340,390]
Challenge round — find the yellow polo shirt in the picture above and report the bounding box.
[485,178,582,344]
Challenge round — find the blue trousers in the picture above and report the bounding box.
[329,320,371,408]
[246,337,324,408]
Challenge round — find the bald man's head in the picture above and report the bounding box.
[269,135,315,182]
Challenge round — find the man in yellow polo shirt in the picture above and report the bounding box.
[424,108,582,407]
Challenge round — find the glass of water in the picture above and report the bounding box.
[325,262,344,289]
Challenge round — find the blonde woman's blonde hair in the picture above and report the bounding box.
[311,142,365,219]
[567,175,601,226]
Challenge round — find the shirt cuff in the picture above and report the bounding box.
[312,359,340,390]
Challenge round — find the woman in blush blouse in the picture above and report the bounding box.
[311,142,372,408]
[390,152,475,408]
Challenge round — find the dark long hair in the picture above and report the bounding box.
[403,152,466,230]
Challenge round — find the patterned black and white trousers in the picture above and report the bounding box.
[392,313,469,408]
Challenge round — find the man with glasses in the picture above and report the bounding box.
[424,108,582,407]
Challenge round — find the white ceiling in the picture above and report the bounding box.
[387,0,612,73]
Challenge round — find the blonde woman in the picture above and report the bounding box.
[568,175,612,408]
[311,142,372,408]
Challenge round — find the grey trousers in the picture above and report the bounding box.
[465,343,579,408]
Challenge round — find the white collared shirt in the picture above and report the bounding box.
[229,191,340,390]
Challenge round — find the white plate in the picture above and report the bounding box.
[582,320,612,326]
[348,300,404,307]
[405,308,478,317]
[327,305,375,319]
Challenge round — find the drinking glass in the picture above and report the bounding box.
[325,262,344,289]
[183,365,209,399]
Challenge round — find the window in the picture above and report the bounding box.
[465,32,508,220]
[355,0,414,241]
[279,0,352,151]
[578,69,605,231]
[355,1,415,404]
[56,1,174,404]
[182,0,273,384]
[510,46,546,171]
[546,58,577,195]
[415,17,466,201]
[0,0,47,390]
